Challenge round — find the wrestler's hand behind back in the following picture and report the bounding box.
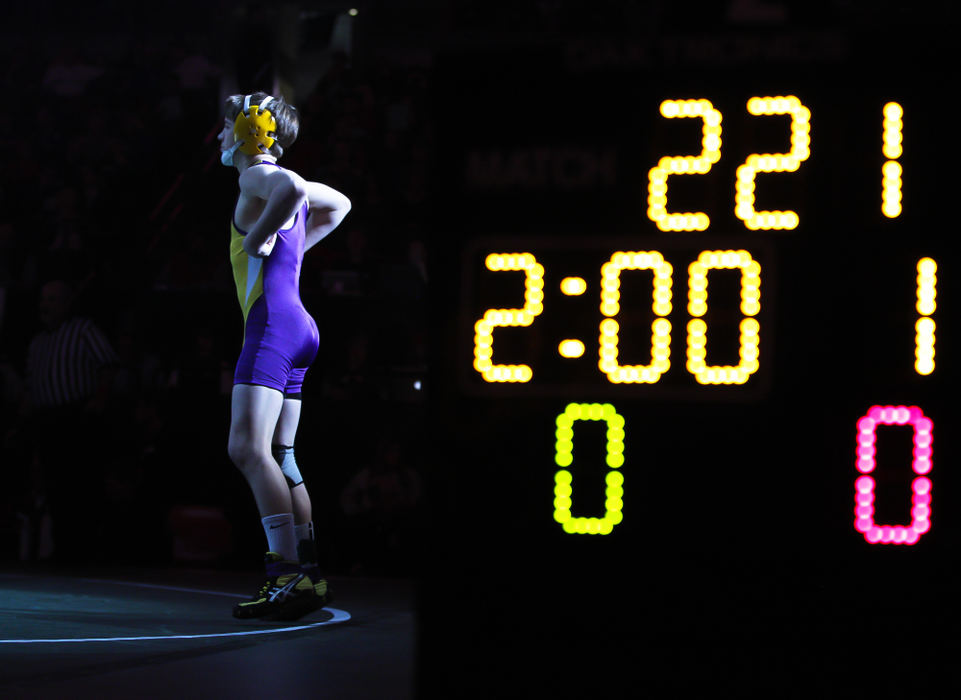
[258,233,277,257]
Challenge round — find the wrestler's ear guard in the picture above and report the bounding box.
[233,95,278,156]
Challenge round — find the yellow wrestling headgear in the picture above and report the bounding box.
[233,94,277,156]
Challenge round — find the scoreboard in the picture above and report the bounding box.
[421,14,958,694]
[425,9,961,697]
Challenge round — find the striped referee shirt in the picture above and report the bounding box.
[25,317,119,409]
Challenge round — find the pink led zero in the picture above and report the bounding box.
[854,405,932,545]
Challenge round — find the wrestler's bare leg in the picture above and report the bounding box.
[227,384,291,517]
[273,397,312,525]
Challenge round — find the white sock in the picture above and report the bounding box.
[261,513,298,561]
[294,521,314,543]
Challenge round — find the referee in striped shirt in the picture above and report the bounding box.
[26,280,119,410]
[22,279,119,562]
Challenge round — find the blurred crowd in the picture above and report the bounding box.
[0,24,428,575]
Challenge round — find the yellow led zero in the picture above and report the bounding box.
[473,253,544,382]
[915,257,936,375]
[882,102,903,218]
[686,250,761,384]
[735,96,810,230]
[554,403,625,535]
[599,251,673,383]
[647,99,722,231]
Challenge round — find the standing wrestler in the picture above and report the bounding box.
[219,92,351,619]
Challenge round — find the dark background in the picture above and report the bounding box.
[1,1,959,697]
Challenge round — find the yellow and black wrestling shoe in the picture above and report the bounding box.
[297,538,332,608]
[232,552,324,621]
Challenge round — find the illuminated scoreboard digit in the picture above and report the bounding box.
[455,95,941,546]
[464,239,772,398]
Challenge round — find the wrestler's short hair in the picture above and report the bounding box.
[224,91,300,159]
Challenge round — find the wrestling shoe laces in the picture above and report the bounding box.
[232,552,319,620]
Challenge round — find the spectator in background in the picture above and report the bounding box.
[41,42,104,100]
[44,185,85,257]
[339,437,423,575]
[17,279,119,562]
[172,41,221,117]
[25,280,117,412]
[324,330,376,400]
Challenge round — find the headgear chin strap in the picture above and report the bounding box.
[231,95,278,158]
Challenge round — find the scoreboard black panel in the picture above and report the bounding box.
[421,10,958,697]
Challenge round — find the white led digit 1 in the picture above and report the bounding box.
[473,253,544,383]
[686,250,761,384]
[599,251,673,384]
[647,99,722,231]
[735,96,811,230]
[915,257,936,375]
[855,406,932,545]
[554,403,625,535]
[882,102,903,218]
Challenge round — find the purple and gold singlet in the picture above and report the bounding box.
[229,166,319,396]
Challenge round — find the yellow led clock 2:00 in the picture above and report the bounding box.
[475,250,762,386]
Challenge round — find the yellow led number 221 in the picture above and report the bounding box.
[649,96,811,231]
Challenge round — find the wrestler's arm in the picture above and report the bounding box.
[238,166,308,258]
[303,182,351,252]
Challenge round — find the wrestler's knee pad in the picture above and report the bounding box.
[271,444,304,488]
